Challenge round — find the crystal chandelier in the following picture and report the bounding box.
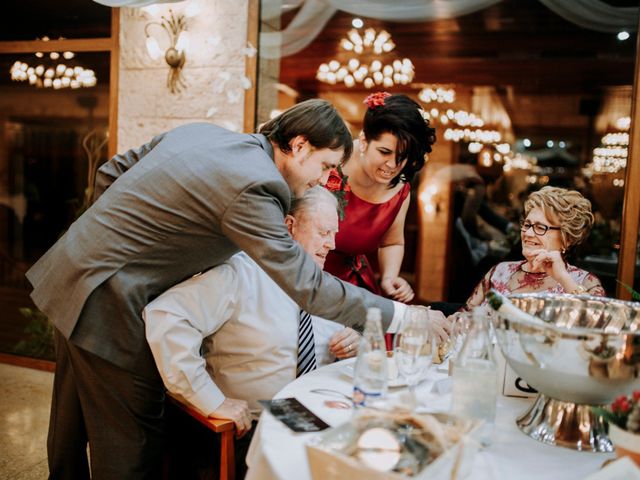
[418,85,501,146]
[10,45,96,90]
[582,116,630,178]
[316,28,414,89]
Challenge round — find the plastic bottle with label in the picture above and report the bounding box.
[352,307,388,409]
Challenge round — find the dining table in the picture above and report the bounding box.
[245,357,615,479]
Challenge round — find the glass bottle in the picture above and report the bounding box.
[352,307,388,409]
[451,306,499,446]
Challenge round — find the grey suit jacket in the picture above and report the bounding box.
[26,123,393,375]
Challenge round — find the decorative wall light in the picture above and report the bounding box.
[9,37,96,89]
[316,27,414,89]
[145,9,190,93]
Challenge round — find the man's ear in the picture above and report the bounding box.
[284,214,296,236]
[289,135,308,154]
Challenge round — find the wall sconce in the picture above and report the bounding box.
[145,9,189,94]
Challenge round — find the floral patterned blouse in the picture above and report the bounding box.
[462,260,606,311]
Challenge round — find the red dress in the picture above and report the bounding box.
[324,169,411,295]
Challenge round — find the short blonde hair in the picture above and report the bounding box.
[524,186,594,248]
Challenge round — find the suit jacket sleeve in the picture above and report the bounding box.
[220,179,395,329]
[93,133,166,201]
[143,264,238,416]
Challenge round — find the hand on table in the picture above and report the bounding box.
[380,276,415,303]
[209,397,252,438]
[329,327,360,359]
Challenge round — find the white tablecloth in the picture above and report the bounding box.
[246,359,614,479]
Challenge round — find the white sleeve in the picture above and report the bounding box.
[143,264,238,416]
[312,317,344,367]
[388,301,407,333]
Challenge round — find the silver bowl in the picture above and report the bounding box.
[493,293,640,452]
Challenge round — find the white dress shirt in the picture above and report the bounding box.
[144,252,345,418]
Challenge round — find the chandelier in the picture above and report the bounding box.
[418,85,502,147]
[316,28,414,89]
[583,116,629,179]
[10,43,96,90]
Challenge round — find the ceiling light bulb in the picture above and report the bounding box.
[340,39,354,51]
[618,31,630,41]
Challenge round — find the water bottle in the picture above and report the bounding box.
[352,307,388,409]
[451,306,499,446]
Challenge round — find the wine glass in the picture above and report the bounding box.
[393,307,433,409]
[449,312,472,354]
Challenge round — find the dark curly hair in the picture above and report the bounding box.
[362,94,436,187]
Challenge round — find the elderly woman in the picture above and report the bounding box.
[460,186,605,311]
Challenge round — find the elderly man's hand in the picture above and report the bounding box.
[329,327,360,359]
[406,305,452,344]
[209,398,252,438]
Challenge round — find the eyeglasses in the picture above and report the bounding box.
[520,220,561,236]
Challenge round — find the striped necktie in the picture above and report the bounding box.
[296,309,317,377]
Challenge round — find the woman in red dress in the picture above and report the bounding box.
[324,92,436,303]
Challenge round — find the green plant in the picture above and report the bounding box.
[13,307,55,360]
[594,391,640,433]
[617,280,640,302]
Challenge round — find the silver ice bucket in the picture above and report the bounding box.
[493,293,640,452]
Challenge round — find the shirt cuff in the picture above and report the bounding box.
[388,301,407,333]
[182,382,226,417]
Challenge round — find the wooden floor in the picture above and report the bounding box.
[0,363,52,480]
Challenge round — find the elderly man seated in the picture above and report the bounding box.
[143,186,359,476]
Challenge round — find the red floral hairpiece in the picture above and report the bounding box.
[363,92,391,109]
[324,166,350,221]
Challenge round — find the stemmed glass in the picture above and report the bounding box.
[449,311,473,357]
[393,307,433,409]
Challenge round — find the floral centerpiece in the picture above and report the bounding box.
[594,391,640,465]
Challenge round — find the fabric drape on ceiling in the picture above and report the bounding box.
[539,0,638,33]
[91,0,638,57]
[92,0,182,7]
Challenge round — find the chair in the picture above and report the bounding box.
[166,393,236,480]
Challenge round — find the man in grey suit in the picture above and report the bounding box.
[27,99,447,479]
